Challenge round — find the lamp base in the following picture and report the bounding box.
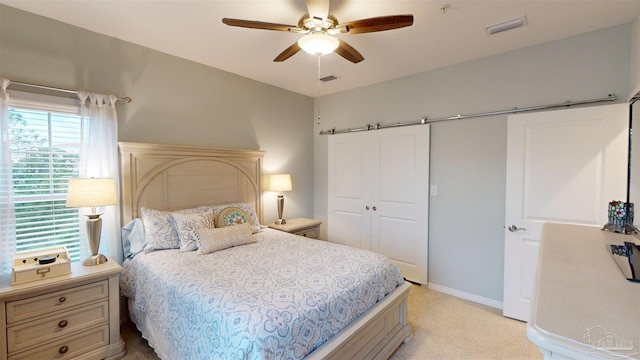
[276,218,287,225]
[83,254,108,266]
[602,223,638,235]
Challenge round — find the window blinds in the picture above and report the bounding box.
[9,106,82,261]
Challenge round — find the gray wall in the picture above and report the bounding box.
[630,12,640,96]
[0,5,315,224]
[314,24,632,302]
[2,4,636,303]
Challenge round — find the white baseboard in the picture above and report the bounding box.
[426,282,503,310]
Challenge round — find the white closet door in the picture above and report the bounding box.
[328,131,372,250]
[372,126,430,284]
[328,125,430,284]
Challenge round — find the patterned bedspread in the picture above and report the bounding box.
[121,228,403,360]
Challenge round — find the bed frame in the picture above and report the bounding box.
[118,141,411,359]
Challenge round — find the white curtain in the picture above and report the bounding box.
[0,78,16,275]
[77,92,122,263]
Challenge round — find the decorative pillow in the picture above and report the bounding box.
[141,207,180,253]
[172,210,214,252]
[141,206,210,253]
[195,224,255,255]
[121,218,146,259]
[214,203,261,233]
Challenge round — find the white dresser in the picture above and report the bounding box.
[0,258,125,360]
[527,223,640,359]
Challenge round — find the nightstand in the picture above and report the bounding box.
[269,218,322,239]
[0,258,126,360]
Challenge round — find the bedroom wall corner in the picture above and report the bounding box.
[629,11,640,98]
[313,98,329,239]
[0,4,315,225]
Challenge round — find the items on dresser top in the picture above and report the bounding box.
[11,247,71,285]
[528,223,640,359]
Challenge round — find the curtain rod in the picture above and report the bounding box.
[318,94,617,135]
[8,80,132,103]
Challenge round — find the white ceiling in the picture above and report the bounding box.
[2,0,640,97]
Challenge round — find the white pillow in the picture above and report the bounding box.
[195,224,255,255]
[172,210,214,252]
[121,218,146,258]
[141,207,180,253]
[141,206,211,253]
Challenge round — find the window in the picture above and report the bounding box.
[8,100,82,261]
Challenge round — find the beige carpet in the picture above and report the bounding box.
[122,284,543,359]
[389,284,542,359]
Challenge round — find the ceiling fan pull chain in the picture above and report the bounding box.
[317,55,322,125]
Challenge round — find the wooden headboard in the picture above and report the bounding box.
[119,142,264,224]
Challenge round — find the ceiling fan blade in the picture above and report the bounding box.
[335,15,414,34]
[335,40,364,63]
[306,0,330,27]
[274,42,302,62]
[222,18,301,32]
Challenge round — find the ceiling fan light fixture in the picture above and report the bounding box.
[298,32,339,56]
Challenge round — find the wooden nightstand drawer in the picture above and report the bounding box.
[8,324,109,360]
[6,280,108,324]
[295,228,318,239]
[8,301,109,353]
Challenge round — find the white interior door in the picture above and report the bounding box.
[371,126,430,284]
[328,131,372,250]
[328,126,430,284]
[503,103,628,321]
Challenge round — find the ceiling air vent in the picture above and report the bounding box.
[320,74,340,82]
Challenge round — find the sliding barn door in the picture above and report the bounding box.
[503,103,628,321]
[328,125,430,284]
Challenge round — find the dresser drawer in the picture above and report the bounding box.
[8,324,109,360]
[6,280,108,324]
[295,228,318,239]
[8,301,109,353]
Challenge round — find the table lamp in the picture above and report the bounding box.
[65,178,117,265]
[269,174,292,225]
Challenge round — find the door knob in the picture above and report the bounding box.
[508,225,526,232]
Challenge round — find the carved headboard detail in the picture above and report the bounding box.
[119,142,264,224]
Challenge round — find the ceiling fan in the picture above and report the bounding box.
[222,0,414,63]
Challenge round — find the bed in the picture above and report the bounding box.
[118,142,411,360]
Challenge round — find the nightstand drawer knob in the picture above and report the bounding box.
[59,345,69,354]
[58,319,68,328]
[58,296,66,303]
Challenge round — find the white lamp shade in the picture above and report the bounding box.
[65,178,118,208]
[298,32,339,56]
[269,174,292,192]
